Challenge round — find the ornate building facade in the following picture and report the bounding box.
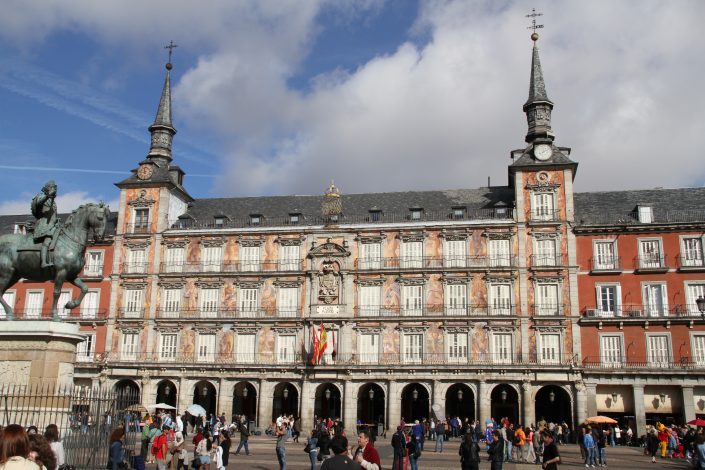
[100,35,585,431]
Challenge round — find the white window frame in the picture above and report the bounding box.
[531,192,555,221]
[599,333,624,367]
[132,208,150,232]
[358,332,380,364]
[277,334,297,364]
[165,246,185,273]
[240,245,261,272]
[595,283,622,317]
[238,287,259,318]
[400,240,423,269]
[443,239,467,268]
[161,288,182,318]
[488,238,511,267]
[57,289,72,319]
[277,286,299,318]
[488,283,512,316]
[196,333,216,362]
[0,290,16,319]
[25,290,44,319]
[198,288,220,318]
[490,332,513,364]
[81,289,100,319]
[684,281,705,315]
[445,283,468,316]
[126,248,147,274]
[402,332,424,364]
[592,239,618,270]
[401,284,423,316]
[236,332,257,363]
[646,333,672,366]
[690,332,705,366]
[680,235,705,267]
[446,331,469,364]
[84,250,104,276]
[279,244,300,271]
[122,289,144,318]
[538,332,561,365]
[159,333,178,362]
[534,238,557,266]
[638,238,664,269]
[642,282,668,317]
[76,333,96,362]
[121,332,139,361]
[201,245,223,273]
[358,284,381,317]
[359,242,382,270]
[535,282,560,316]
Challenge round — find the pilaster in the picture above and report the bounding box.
[258,380,274,428]
[343,380,356,432]
[575,381,587,427]
[522,381,533,426]
[682,386,695,423]
[220,379,235,422]
[388,380,401,431]
[478,379,490,423]
[633,384,646,435]
[300,380,315,431]
[586,382,597,419]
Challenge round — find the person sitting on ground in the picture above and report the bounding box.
[321,434,360,470]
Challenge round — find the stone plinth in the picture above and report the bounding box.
[0,321,85,388]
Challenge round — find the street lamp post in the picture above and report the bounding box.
[369,388,375,423]
[457,388,463,417]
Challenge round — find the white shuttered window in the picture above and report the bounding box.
[600,335,623,366]
[444,239,466,267]
[692,335,705,366]
[447,332,468,363]
[277,335,296,363]
[488,239,511,267]
[278,287,298,318]
[240,246,261,272]
[403,333,423,364]
[643,284,667,316]
[445,284,467,316]
[121,332,139,361]
[686,283,705,315]
[401,241,423,268]
[57,290,71,318]
[402,285,423,316]
[26,291,43,318]
[202,246,223,272]
[237,333,256,363]
[647,335,670,366]
[159,334,177,361]
[359,243,382,270]
[199,288,220,318]
[536,284,559,316]
[165,247,185,273]
[359,333,379,364]
[123,289,144,318]
[359,285,381,317]
[279,245,300,271]
[162,288,181,317]
[197,334,216,362]
[492,333,512,364]
[682,238,704,267]
[127,248,146,274]
[82,291,99,318]
[238,288,259,317]
[594,241,617,270]
[489,284,511,316]
[539,333,560,364]
[535,239,557,266]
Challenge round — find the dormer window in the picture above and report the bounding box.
[637,205,653,224]
[250,214,262,226]
[410,207,423,220]
[452,206,466,220]
[13,223,26,234]
[289,213,301,225]
[214,216,225,228]
[369,207,382,222]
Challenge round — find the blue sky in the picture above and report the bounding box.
[0,1,702,214]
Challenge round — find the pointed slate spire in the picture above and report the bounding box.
[523,33,554,143]
[147,63,177,162]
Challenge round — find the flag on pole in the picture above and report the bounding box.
[311,325,319,365]
[316,323,328,364]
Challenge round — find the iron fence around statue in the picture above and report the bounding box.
[0,383,140,470]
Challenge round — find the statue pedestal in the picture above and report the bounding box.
[0,321,85,388]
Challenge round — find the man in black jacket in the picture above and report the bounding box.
[391,426,406,470]
[488,429,505,470]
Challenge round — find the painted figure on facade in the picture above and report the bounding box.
[31,180,59,268]
[0,193,111,320]
[318,261,339,304]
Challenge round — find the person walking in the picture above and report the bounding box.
[275,421,288,470]
[307,429,320,470]
[406,434,420,470]
[171,430,185,470]
[597,428,607,467]
[234,422,251,456]
[542,431,561,470]
[583,426,597,467]
[219,430,231,469]
[646,429,659,463]
[107,428,125,470]
[488,429,505,470]
[435,421,445,453]
[391,426,406,470]
[515,425,527,462]
[459,431,481,470]
[153,425,169,470]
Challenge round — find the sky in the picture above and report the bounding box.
[0,0,702,215]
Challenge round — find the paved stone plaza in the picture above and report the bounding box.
[161,434,694,470]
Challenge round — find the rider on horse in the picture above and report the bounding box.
[31,180,59,268]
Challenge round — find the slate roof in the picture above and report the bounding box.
[574,187,705,226]
[175,186,516,228]
[0,212,118,236]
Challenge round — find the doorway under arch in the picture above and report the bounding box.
[113,379,140,410]
[193,381,217,418]
[535,385,572,426]
[272,382,299,421]
[232,381,257,423]
[315,383,342,420]
[445,383,475,421]
[401,383,430,422]
[357,383,386,426]
[156,380,177,408]
[491,384,519,425]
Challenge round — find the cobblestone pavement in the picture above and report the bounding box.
[156,434,694,470]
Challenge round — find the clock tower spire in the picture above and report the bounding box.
[523,24,554,144]
[147,43,177,164]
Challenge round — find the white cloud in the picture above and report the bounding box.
[0,0,703,196]
[0,191,119,216]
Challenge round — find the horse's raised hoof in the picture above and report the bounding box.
[65,300,79,309]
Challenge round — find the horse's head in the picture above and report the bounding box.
[87,203,111,241]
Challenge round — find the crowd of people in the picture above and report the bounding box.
[0,424,66,470]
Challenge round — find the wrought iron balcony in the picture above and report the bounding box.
[159,260,304,274]
[577,209,705,227]
[531,304,565,316]
[0,309,108,322]
[355,255,516,271]
[582,356,704,370]
[126,223,151,234]
[354,304,516,318]
[529,210,561,223]
[154,307,299,320]
[121,262,148,274]
[530,254,564,269]
[107,351,306,366]
[582,304,703,319]
[634,255,668,272]
[589,256,621,272]
[117,308,146,320]
[677,254,705,270]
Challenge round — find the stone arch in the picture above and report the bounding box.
[232,381,257,423]
[272,381,299,420]
[113,379,140,410]
[315,382,342,420]
[193,380,217,418]
[156,379,177,408]
[445,383,475,421]
[490,383,520,425]
[400,382,431,422]
[357,382,386,427]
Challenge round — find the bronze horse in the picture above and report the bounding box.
[0,203,111,320]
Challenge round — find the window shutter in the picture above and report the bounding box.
[82,291,99,318]
[693,335,705,365]
[278,287,298,317]
[444,240,466,267]
[237,333,256,363]
[166,247,185,273]
[445,284,467,315]
[57,291,72,318]
[199,288,219,317]
[402,285,423,316]
[241,246,261,272]
[239,288,259,317]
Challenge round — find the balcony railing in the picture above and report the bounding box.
[530,254,564,268]
[170,208,515,230]
[126,224,150,234]
[122,262,148,274]
[677,254,705,269]
[529,210,561,223]
[117,308,145,320]
[355,256,516,271]
[159,260,304,274]
[583,304,705,319]
[83,265,105,277]
[105,351,573,367]
[154,307,298,320]
[531,304,564,316]
[635,255,668,271]
[354,304,516,317]
[0,310,108,322]
[582,356,705,370]
[589,257,621,272]
[577,209,705,227]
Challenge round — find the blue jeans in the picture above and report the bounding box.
[435,435,443,452]
[505,441,513,461]
[235,440,249,454]
[309,450,318,470]
[410,455,418,470]
[276,446,286,470]
[585,447,597,466]
[599,448,606,465]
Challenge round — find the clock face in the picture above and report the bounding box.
[137,164,153,180]
[534,144,552,161]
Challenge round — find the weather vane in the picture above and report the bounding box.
[164,40,178,67]
[526,8,544,41]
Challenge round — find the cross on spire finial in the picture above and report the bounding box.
[526,8,544,41]
[164,40,178,68]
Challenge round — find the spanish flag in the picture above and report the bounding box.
[316,323,328,364]
[311,325,319,365]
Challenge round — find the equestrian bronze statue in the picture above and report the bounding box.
[0,184,111,321]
